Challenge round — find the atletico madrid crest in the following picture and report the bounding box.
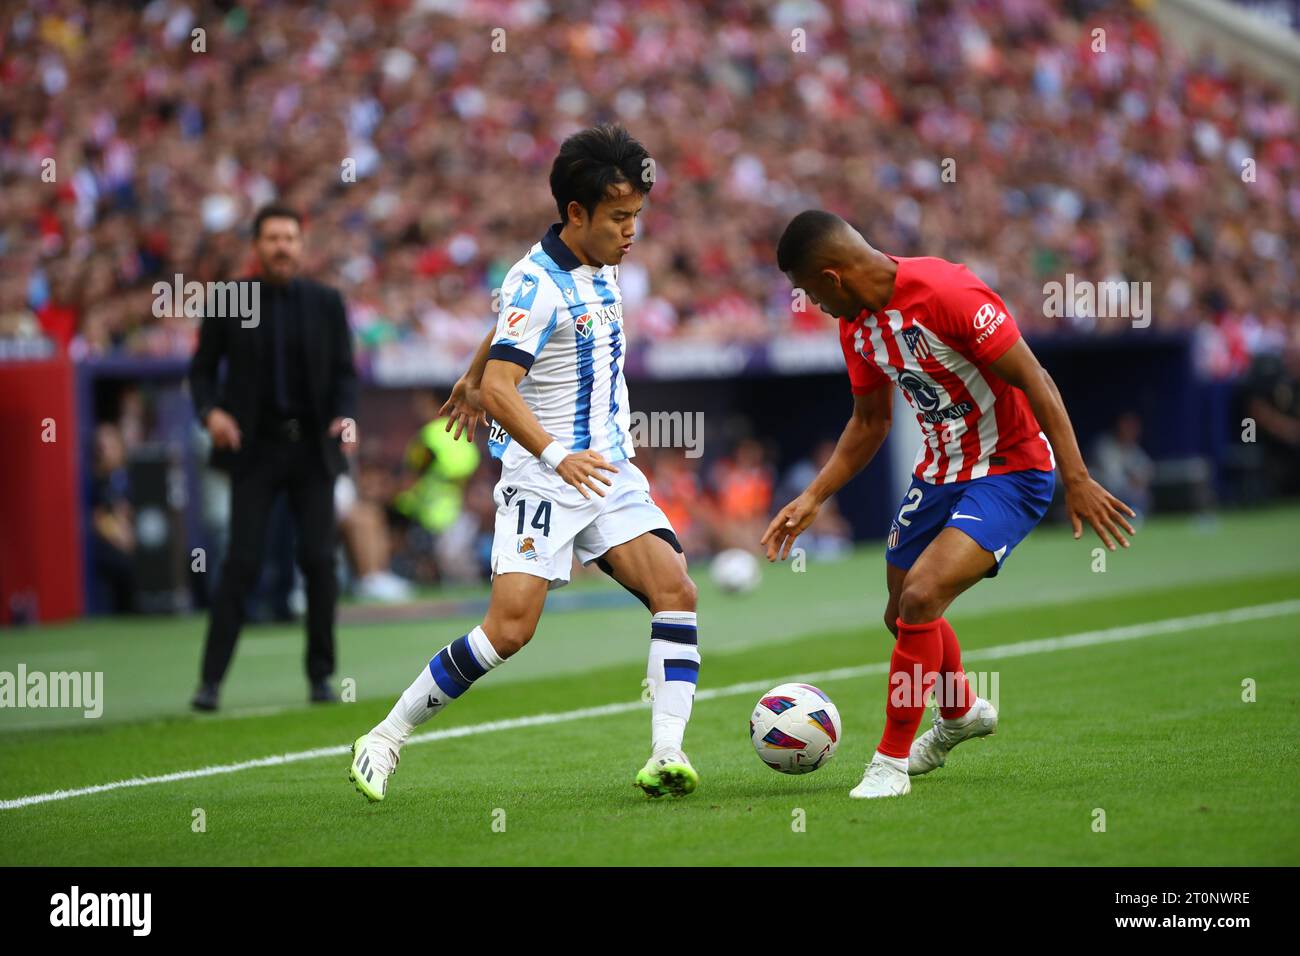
[901,325,931,361]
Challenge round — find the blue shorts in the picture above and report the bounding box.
[885,469,1056,577]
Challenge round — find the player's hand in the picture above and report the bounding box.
[205,408,242,451]
[761,492,820,562]
[440,376,486,442]
[1065,474,1136,551]
[556,450,618,499]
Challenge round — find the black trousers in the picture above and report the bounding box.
[201,437,337,686]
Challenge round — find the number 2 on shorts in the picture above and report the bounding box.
[897,487,923,527]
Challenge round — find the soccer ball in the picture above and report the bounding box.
[710,548,761,594]
[749,683,842,774]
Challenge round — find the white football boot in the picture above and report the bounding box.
[348,732,400,802]
[908,697,998,776]
[849,753,912,799]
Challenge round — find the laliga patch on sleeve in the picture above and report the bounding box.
[503,307,529,340]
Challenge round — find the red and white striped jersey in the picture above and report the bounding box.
[839,255,1055,484]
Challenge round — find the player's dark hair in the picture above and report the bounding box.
[549,124,653,223]
[252,203,302,238]
[776,209,848,275]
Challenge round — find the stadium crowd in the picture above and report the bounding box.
[0,0,1295,382]
[4,0,1298,597]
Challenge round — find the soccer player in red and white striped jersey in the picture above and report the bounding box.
[763,210,1135,799]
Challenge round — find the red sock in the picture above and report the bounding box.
[877,617,942,759]
[937,618,975,720]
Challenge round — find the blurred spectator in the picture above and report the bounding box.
[1240,328,1300,497]
[88,423,135,612]
[710,438,775,552]
[1091,412,1156,520]
[392,390,483,583]
[34,259,78,353]
[460,466,501,582]
[0,274,40,340]
[643,448,716,559]
[0,1,1293,376]
[336,471,414,602]
[1227,0,1300,32]
[776,439,854,558]
[4,0,1298,590]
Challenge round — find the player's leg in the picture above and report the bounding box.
[349,572,549,802]
[384,571,548,737]
[897,524,994,622]
[577,460,700,796]
[387,570,547,738]
[890,527,999,770]
[903,470,1055,777]
[857,529,991,796]
[882,560,906,637]
[597,528,701,797]
[349,463,583,802]
[879,533,984,759]
[879,556,985,740]
[851,476,954,798]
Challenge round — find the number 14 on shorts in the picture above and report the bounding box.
[515,497,552,537]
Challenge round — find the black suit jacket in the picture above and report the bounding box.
[189,277,358,478]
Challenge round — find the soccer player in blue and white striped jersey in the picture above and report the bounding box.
[348,125,701,802]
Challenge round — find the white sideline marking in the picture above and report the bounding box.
[2,599,1297,812]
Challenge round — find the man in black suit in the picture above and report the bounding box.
[189,204,358,711]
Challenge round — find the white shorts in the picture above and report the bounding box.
[490,457,674,589]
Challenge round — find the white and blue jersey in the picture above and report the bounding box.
[486,223,634,472]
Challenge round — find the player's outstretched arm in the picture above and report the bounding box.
[761,384,892,561]
[480,358,617,499]
[988,339,1136,551]
[440,329,494,442]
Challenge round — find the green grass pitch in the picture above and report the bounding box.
[1,507,1298,866]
